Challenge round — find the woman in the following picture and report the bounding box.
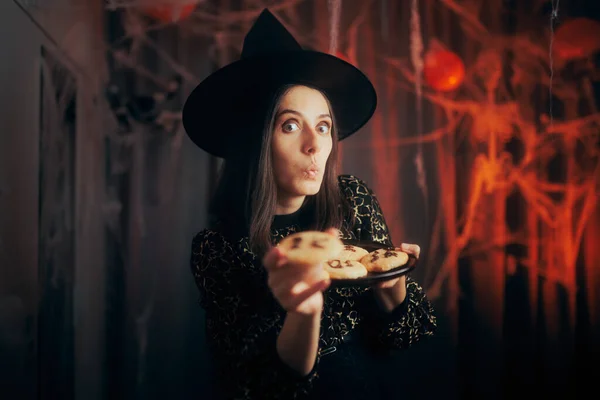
[183,9,437,400]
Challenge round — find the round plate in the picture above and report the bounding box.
[329,240,417,287]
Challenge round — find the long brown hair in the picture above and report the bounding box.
[209,84,350,256]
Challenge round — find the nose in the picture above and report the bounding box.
[301,127,321,155]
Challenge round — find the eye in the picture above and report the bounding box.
[317,122,331,135]
[282,120,300,133]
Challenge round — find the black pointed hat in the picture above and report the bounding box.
[182,8,377,158]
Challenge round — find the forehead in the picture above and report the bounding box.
[278,85,330,114]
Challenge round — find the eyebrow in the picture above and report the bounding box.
[276,109,331,120]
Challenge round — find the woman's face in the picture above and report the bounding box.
[271,85,333,200]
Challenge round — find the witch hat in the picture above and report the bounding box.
[182,8,376,158]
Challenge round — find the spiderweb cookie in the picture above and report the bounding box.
[334,244,369,261]
[278,231,344,266]
[324,259,369,279]
[359,248,409,272]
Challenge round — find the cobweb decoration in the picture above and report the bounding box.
[39,48,78,289]
[380,2,599,326]
[100,0,599,340]
[327,0,341,54]
[409,0,429,232]
[380,0,388,39]
[105,0,200,9]
[548,0,560,127]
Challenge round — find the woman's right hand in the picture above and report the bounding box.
[262,229,337,316]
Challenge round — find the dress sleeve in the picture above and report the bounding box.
[358,275,437,351]
[191,230,320,399]
[340,175,437,351]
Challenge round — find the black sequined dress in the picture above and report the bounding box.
[191,175,437,400]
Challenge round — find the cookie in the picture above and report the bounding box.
[359,248,409,272]
[278,231,344,266]
[334,244,369,261]
[324,259,369,279]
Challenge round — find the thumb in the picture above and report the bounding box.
[324,227,341,238]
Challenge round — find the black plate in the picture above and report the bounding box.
[329,240,417,287]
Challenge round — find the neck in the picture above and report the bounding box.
[275,194,306,215]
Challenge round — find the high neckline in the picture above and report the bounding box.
[272,201,313,230]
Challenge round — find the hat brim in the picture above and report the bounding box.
[182,50,377,158]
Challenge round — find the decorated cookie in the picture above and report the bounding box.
[359,248,409,272]
[278,231,344,266]
[334,244,370,261]
[324,259,369,279]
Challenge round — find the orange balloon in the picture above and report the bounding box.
[424,49,465,92]
[142,3,196,23]
[554,18,600,61]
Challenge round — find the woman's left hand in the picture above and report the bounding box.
[372,243,420,289]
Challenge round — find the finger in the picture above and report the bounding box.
[374,278,399,289]
[283,261,325,278]
[286,278,330,310]
[274,251,288,268]
[269,265,326,294]
[400,243,420,258]
[263,247,287,271]
[262,247,278,269]
[324,227,341,238]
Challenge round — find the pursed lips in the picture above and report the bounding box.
[304,164,319,178]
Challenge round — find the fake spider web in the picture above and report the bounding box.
[103,0,600,333]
